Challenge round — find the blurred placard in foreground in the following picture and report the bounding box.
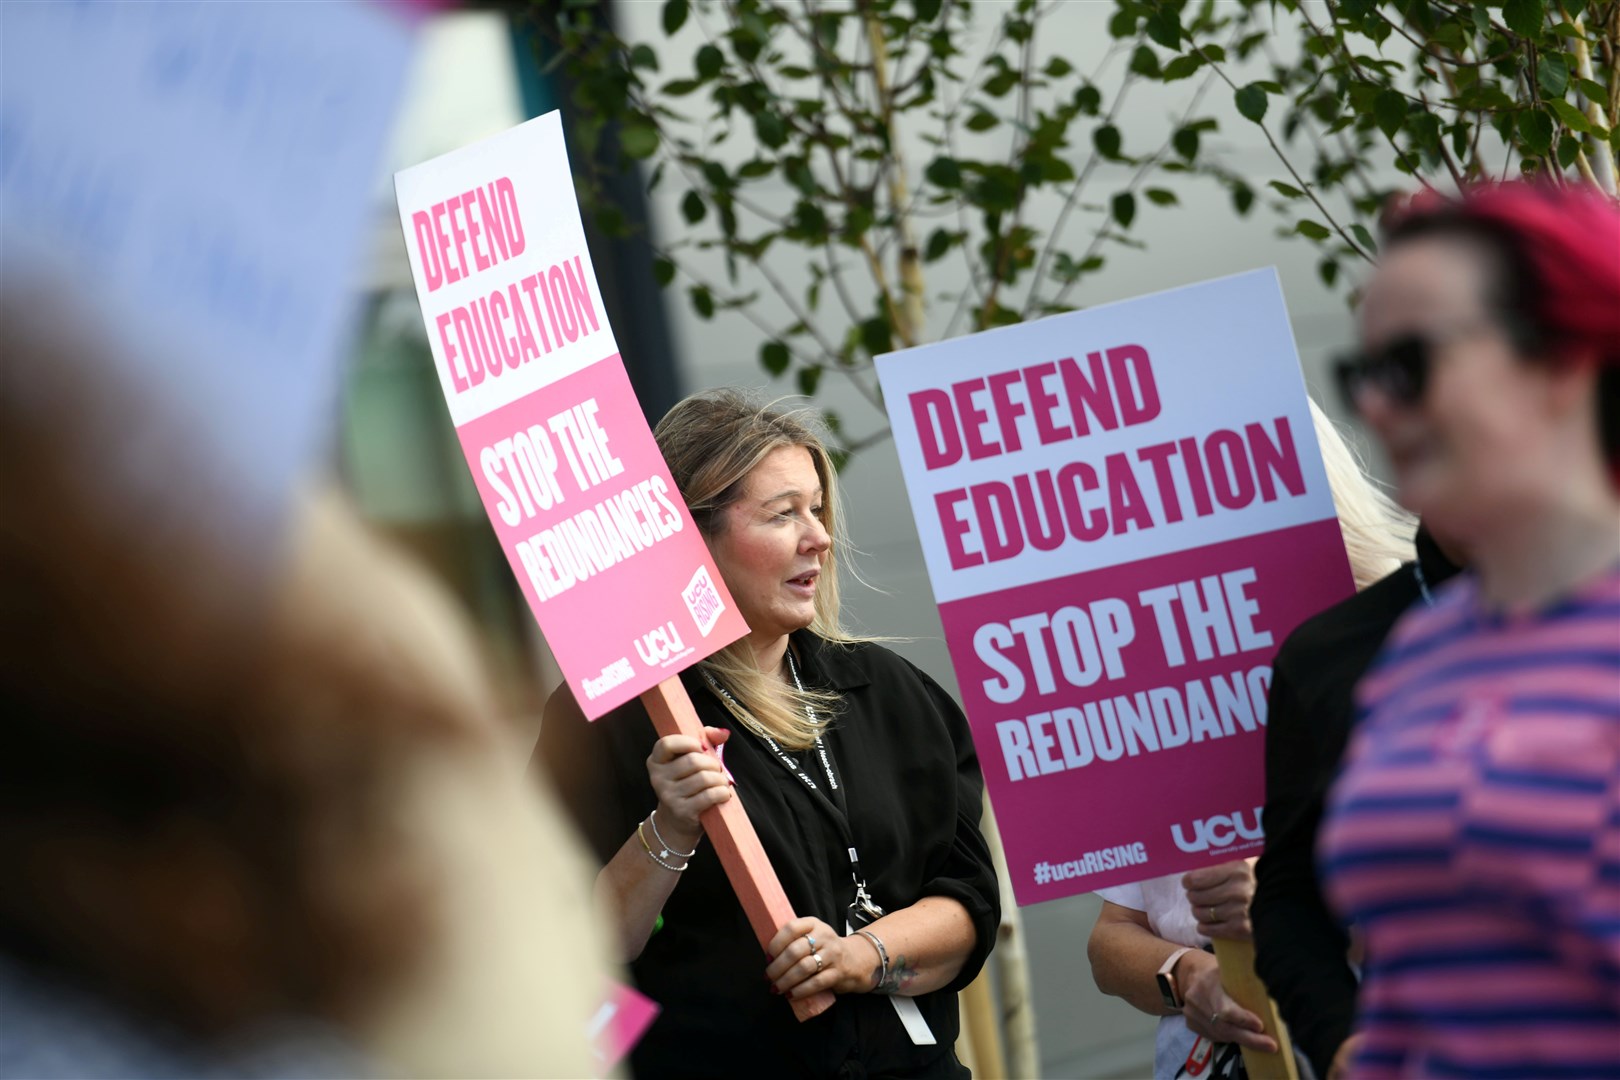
[0,2,414,532]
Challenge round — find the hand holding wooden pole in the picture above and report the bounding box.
[1212,938,1298,1080]
[641,676,835,1022]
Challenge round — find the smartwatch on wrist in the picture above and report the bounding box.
[1156,946,1195,1009]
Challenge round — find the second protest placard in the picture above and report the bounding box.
[875,269,1354,905]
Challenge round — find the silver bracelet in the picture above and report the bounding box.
[855,928,889,990]
[637,820,688,872]
[648,808,698,859]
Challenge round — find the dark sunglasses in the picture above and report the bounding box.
[1333,335,1432,412]
[1333,318,1515,414]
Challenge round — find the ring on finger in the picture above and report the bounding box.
[813,953,824,974]
[1211,1010,1222,1026]
[805,934,818,953]
[1207,905,1218,922]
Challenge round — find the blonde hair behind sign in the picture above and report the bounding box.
[1309,399,1416,587]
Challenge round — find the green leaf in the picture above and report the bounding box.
[1162,54,1204,82]
[797,365,823,396]
[1318,257,1340,287]
[1231,181,1255,215]
[1145,6,1181,48]
[966,110,1000,132]
[690,285,715,319]
[1547,98,1591,133]
[1556,133,1581,167]
[924,228,953,262]
[1373,89,1406,139]
[754,109,788,148]
[653,257,676,287]
[1173,125,1200,160]
[1293,219,1332,240]
[620,121,659,160]
[1575,79,1608,103]
[760,340,791,376]
[860,317,893,357]
[629,44,659,72]
[1093,123,1123,159]
[1129,45,1162,78]
[1145,187,1178,206]
[1108,7,1138,38]
[681,190,707,225]
[1235,83,1269,123]
[1517,108,1554,154]
[1502,0,1545,38]
[1350,223,1378,254]
[1045,56,1074,78]
[915,0,943,21]
[1538,53,1570,97]
[925,156,962,189]
[662,0,689,35]
[1269,180,1305,199]
[1075,84,1103,116]
[1112,191,1137,228]
[984,70,1020,97]
[695,44,724,81]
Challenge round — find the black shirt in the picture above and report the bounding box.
[534,631,1000,1080]
[1250,530,1459,1077]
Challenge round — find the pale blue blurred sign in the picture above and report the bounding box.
[0,1,415,532]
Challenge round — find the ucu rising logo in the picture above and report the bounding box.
[1170,808,1264,854]
[634,621,690,667]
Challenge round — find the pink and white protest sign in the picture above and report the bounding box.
[874,269,1355,905]
[394,112,748,717]
[587,981,661,1074]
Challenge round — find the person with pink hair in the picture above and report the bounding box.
[1323,181,1620,1078]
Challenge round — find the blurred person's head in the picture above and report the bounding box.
[0,294,603,1076]
[1338,182,1620,544]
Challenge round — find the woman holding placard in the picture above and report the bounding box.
[536,390,999,1078]
[1086,404,1416,1079]
[1322,182,1620,1079]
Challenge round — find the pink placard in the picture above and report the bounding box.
[394,113,749,718]
[455,354,748,716]
[587,980,660,1073]
[941,519,1351,903]
[874,269,1357,903]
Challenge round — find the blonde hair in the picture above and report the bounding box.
[654,390,859,750]
[1310,399,1416,589]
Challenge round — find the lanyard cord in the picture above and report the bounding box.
[1413,559,1436,607]
[700,652,884,925]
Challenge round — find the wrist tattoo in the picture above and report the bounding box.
[874,953,918,995]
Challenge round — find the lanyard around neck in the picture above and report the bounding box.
[701,649,884,926]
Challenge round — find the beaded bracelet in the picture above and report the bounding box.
[855,928,889,990]
[649,809,698,859]
[637,819,688,872]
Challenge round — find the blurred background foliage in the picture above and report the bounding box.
[526,0,1617,458]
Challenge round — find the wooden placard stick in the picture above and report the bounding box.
[1211,938,1298,1080]
[640,675,835,1022]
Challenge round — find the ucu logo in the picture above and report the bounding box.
[1170,808,1264,853]
[634,621,689,667]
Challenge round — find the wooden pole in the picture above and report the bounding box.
[1211,938,1298,1080]
[640,676,836,1022]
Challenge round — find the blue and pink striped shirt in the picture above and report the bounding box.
[1321,565,1620,1078]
